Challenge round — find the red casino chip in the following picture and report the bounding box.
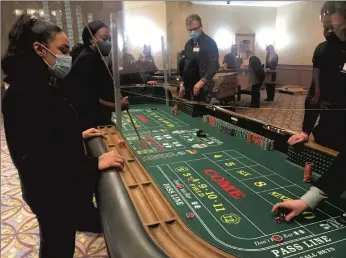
[271,235,283,243]
[177,184,184,189]
[304,162,313,182]
[275,217,282,224]
[186,212,195,219]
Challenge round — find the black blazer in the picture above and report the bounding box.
[64,47,115,128]
[2,61,98,211]
[183,32,219,88]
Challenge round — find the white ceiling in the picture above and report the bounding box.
[190,1,294,7]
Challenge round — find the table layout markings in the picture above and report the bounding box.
[225,164,259,171]
[225,151,346,236]
[250,171,334,219]
[284,237,346,258]
[182,162,267,236]
[259,215,343,237]
[158,166,253,250]
[202,153,315,236]
[239,174,276,181]
[152,109,189,126]
[233,150,346,214]
[231,150,344,216]
[168,160,340,238]
[164,164,266,239]
[256,185,296,193]
[144,110,182,128]
[222,153,318,236]
[148,158,208,167]
[158,165,346,253]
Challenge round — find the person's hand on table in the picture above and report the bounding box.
[193,80,205,96]
[147,81,158,85]
[98,150,124,171]
[178,82,185,98]
[121,96,129,111]
[272,200,309,222]
[287,133,308,145]
[82,128,103,139]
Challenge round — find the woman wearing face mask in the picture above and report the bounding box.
[264,45,278,101]
[138,44,158,75]
[1,15,125,258]
[65,20,129,128]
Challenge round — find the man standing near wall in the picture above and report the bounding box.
[179,14,219,103]
[288,1,346,152]
[223,44,243,71]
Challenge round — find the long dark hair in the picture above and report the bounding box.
[70,43,84,63]
[1,14,62,83]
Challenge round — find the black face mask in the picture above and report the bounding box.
[324,33,339,43]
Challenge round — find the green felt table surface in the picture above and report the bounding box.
[112,104,346,258]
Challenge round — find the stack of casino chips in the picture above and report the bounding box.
[202,115,275,151]
[303,162,313,182]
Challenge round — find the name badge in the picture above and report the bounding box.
[193,47,200,52]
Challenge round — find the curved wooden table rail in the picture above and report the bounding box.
[86,135,168,258]
[96,125,234,258]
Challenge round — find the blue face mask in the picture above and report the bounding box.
[41,45,72,79]
[189,31,201,40]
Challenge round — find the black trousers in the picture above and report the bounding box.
[265,72,276,100]
[26,182,101,258]
[251,83,262,107]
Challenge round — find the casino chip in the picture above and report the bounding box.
[196,129,207,137]
[188,177,194,182]
[186,212,195,219]
[177,184,184,189]
[272,235,283,243]
[275,217,282,224]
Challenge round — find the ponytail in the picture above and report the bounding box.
[1,14,62,81]
[70,43,85,63]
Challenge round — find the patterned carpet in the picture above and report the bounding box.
[234,91,306,132]
[0,91,306,257]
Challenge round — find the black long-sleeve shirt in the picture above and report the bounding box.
[312,41,346,103]
[2,61,98,210]
[301,41,346,151]
[64,47,115,128]
[248,56,265,85]
[183,32,219,88]
[315,150,346,197]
